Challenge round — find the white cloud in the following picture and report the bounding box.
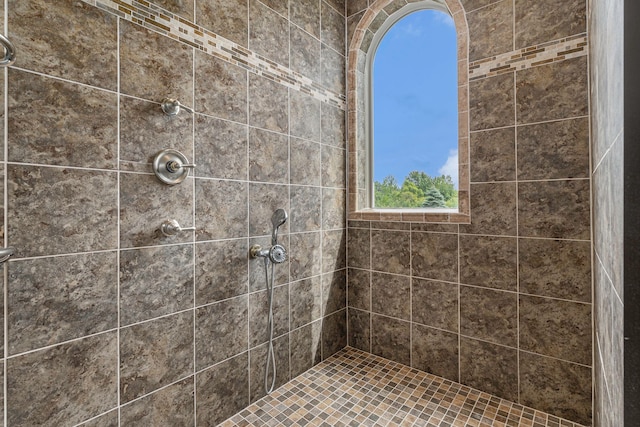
[438,149,458,186]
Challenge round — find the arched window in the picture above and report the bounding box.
[348,0,469,223]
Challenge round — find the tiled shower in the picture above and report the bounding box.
[0,0,625,426]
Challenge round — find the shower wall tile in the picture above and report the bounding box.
[290,186,322,233]
[249,235,290,291]
[196,296,248,369]
[371,272,410,320]
[459,182,517,236]
[411,324,459,380]
[249,335,290,402]
[194,51,248,123]
[291,0,321,38]
[412,278,458,332]
[291,26,321,83]
[152,0,194,20]
[290,138,322,186]
[290,90,322,142]
[411,232,458,282]
[469,128,516,183]
[322,104,347,148]
[348,268,370,311]
[469,73,515,131]
[195,115,247,180]
[290,232,322,281]
[120,20,193,103]
[322,44,347,95]
[120,378,195,426]
[460,286,518,347]
[517,118,590,180]
[260,0,288,17]
[196,179,248,241]
[460,337,518,402]
[195,239,248,305]
[322,145,347,189]
[249,74,289,134]
[321,1,346,54]
[120,173,193,248]
[347,227,370,269]
[195,0,248,47]
[7,332,118,426]
[249,286,289,347]
[249,0,289,66]
[348,308,370,352]
[322,308,347,358]
[460,235,517,291]
[8,165,118,257]
[347,0,367,17]
[249,128,289,184]
[516,56,589,124]
[9,0,117,90]
[7,253,118,355]
[249,183,290,237]
[8,70,118,169]
[322,188,346,229]
[290,320,323,377]
[79,410,118,427]
[514,0,586,49]
[290,276,323,329]
[323,270,347,315]
[196,353,250,426]
[371,314,410,366]
[322,229,347,273]
[120,312,194,403]
[467,0,513,61]
[371,230,410,275]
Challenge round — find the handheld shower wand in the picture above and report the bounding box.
[271,208,288,246]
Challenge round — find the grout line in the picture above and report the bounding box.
[115,16,122,425]
[513,66,521,404]
[190,46,197,426]
[3,0,8,424]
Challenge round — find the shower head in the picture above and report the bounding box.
[271,209,288,245]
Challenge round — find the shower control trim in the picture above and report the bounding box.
[160,219,196,237]
[152,149,196,185]
[161,98,194,116]
[250,244,287,264]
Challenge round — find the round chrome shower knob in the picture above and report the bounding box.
[269,244,287,264]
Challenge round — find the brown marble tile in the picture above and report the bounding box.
[460,337,518,401]
[347,227,370,269]
[460,0,497,11]
[516,57,589,124]
[322,145,346,189]
[290,320,323,377]
[515,0,586,49]
[195,179,248,240]
[290,186,322,233]
[121,95,193,170]
[518,179,591,240]
[459,182,517,236]
[120,245,193,326]
[347,11,365,50]
[322,188,346,229]
[249,335,290,402]
[411,232,458,282]
[322,1,346,54]
[371,230,410,275]
[322,309,347,358]
[152,0,194,19]
[249,74,289,133]
[9,165,118,257]
[322,43,347,95]
[196,353,250,426]
[8,70,117,168]
[120,173,193,248]
[8,253,117,355]
[323,269,347,315]
[412,324,459,380]
[9,0,117,90]
[519,238,591,302]
[121,377,194,426]
[196,0,248,47]
[520,295,591,365]
[520,351,592,425]
[120,20,193,103]
[195,114,247,180]
[196,296,248,369]
[322,103,346,148]
[347,0,367,17]
[195,239,248,305]
[460,235,517,291]
[249,0,289,65]
[469,128,516,182]
[326,0,345,15]
[7,333,117,426]
[79,410,118,427]
[249,183,290,237]
[194,50,247,123]
[249,286,289,347]
[517,118,590,180]
[292,0,321,38]
[460,285,517,346]
[348,268,371,311]
[249,128,289,184]
[348,308,370,352]
[371,314,411,365]
[290,232,322,281]
[323,229,347,273]
[291,25,321,83]
[291,90,322,142]
[120,312,193,403]
[467,0,513,62]
[261,0,289,15]
[290,276,323,329]
[371,272,410,320]
[470,73,515,131]
[412,278,458,332]
[291,138,322,186]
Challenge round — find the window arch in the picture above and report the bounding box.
[348,0,470,223]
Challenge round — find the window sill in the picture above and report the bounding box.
[348,208,470,224]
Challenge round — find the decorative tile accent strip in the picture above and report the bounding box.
[469,34,588,80]
[81,0,347,110]
[219,347,587,427]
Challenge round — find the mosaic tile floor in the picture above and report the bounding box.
[220,347,587,427]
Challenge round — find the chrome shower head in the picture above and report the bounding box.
[271,209,288,245]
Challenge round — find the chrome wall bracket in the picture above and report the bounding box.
[152,149,196,185]
[161,98,194,116]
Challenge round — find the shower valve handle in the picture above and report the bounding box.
[160,219,196,237]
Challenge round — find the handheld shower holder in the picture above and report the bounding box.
[250,244,287,264]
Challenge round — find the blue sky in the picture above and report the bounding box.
[372,9,458,186]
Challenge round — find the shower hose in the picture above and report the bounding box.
[264,256,277,394]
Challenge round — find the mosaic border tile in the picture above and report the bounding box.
[81,0,347,110]
[469,34,588,80]
[220,347,588,427]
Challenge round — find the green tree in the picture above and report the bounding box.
[374,175,402,207]
[422,187,446,208]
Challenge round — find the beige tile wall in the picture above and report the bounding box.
[346,0,592,425]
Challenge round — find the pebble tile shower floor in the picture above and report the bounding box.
[220,348,586,427]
